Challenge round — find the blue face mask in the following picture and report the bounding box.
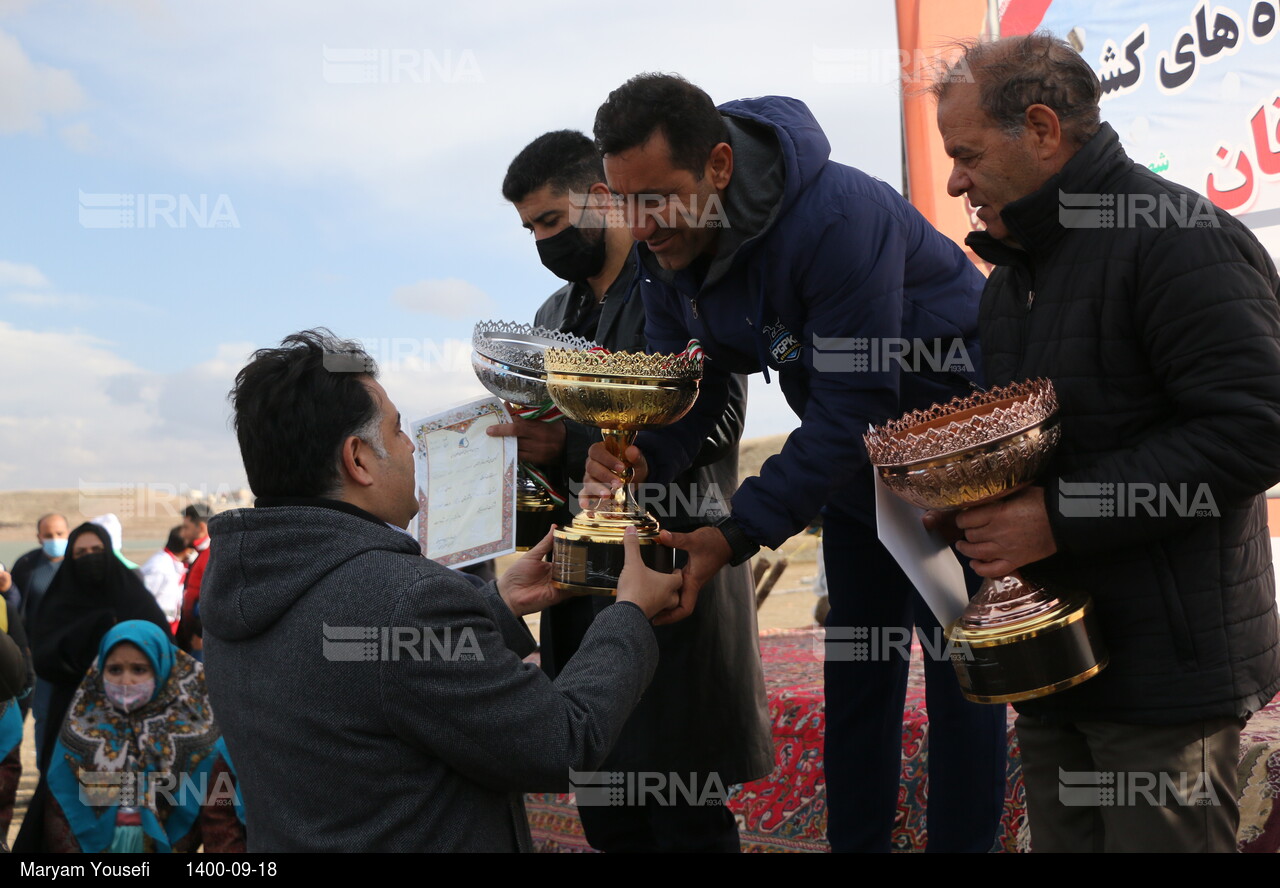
[42,538,68,558]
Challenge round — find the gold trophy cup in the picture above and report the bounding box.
[471,322,599,551]
[864,379,1108,703]
[544,347,701,595]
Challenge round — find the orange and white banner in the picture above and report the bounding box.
[897,0,1280,262]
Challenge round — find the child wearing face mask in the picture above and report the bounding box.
[19,621,244,852]
[24,522,171,776]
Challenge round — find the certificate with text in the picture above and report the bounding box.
[411,397,515,568]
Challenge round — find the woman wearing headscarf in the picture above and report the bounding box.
[28,522,171,773]
[25,620,243,852]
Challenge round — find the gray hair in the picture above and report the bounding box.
[932,32,1102,147]
[352,409,389,460]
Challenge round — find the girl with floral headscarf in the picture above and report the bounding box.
[19,620,243,852]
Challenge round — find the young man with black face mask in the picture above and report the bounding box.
[491,130,773,853]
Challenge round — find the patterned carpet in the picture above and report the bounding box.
[528,627,1280,853]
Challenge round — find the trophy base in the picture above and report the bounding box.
[515,504,556,552]
[552,531,674,596]
[947,576,1108,704]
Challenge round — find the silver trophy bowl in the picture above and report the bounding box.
[471,321,599,406]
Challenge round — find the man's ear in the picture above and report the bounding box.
[585,181,616,226]
[587,181,612,206]
[1024,104,1062,159]
[339,435,375,489]
[706,142,733,191]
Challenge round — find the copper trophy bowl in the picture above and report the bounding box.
[471,321,598,550]
[544,347,701,595]
[864,379,1108,703]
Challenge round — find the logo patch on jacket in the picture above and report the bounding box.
[764,320,801,364]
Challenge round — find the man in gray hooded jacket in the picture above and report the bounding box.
[201,329,679,852]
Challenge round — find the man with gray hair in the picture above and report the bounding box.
[201,328,680,851]
[931,32,1280,851]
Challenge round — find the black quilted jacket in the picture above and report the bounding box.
[969,123,1280,724]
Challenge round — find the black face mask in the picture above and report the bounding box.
[71,551,110,588]
[536,224,607,283]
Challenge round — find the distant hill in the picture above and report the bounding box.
[0,435,795,562]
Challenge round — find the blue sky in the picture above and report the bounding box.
[0,0,905,492]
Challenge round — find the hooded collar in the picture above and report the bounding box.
[254,495,388,529]
[967,123,1132,266]
[640,96,825,293]
[202,502,421,642]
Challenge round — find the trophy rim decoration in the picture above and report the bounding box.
[863,379,1061,512]
[472,321,600,375]
[544,346,703,595]
[544,347,703,433]
[862,376,1108,704]
[544,347,703,381]
[472,321,601,408]
[864,378,1059,468]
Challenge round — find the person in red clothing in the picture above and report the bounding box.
[177,504,213,658]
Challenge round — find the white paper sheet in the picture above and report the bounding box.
[411,396,516,568]
[873,472,969,628]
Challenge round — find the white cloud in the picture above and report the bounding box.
[4,290,66,306]
[0,258,150,311]
[370,336,489,426]
[0,259,49,288]
[0,27,85,134]
[29,1,901,228]
[59,120,95,151]
[0,320,493,493]
[392,278,493,318]
[0,321,249,490]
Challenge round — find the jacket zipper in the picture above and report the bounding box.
[689,291,716,344]
[1013,261,1036,381]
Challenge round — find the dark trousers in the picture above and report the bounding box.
[1016,713,1244,852]
[579,798,741,853]
[822,515,1008,852]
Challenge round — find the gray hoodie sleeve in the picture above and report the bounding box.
[476,581,537,659]
[378,571,657,793]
